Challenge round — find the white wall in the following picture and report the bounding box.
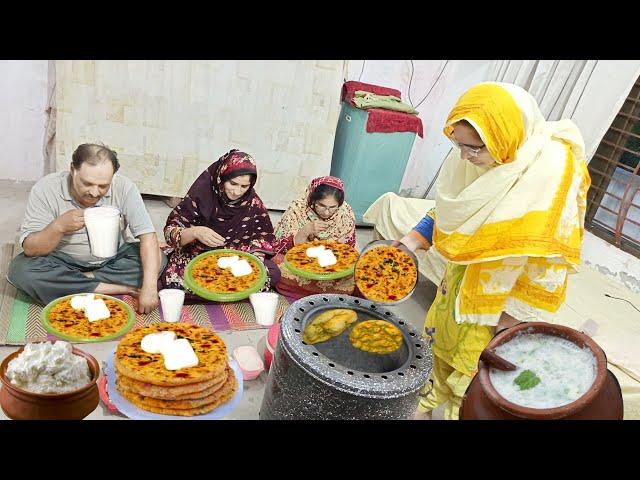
[54,60,343,210]
[0,60,48,181]
[582,231,640,293]
[586,167,640,292]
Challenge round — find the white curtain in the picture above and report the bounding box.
[489,60,640,162]
[490,60,592,119]
[43,60,56,175]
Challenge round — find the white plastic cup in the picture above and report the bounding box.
[249,292,279,326]
[84,206,121,258]
[158,289,185,323]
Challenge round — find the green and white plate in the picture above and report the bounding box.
[283,242,359,281]
[183,249,266,302]
[42,293,136,343]
[283,257,356,281]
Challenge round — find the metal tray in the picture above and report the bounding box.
[354,239,419,306]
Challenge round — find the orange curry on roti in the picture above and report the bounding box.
[286,240,359,274]
[48,297,129,339]
[355,246,417,302]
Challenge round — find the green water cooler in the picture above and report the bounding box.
[330,102,419,225]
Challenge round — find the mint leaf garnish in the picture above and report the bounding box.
[513,369,541,391]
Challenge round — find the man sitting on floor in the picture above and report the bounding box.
[7,143,165,313]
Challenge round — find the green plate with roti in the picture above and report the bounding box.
[41,293,136,343]
[183,249,266,302]
[283,258,356,281]
[283,241,359,281]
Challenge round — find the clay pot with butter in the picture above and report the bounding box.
[0,346,100,420]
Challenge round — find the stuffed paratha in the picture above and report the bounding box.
[286,240,359,274]
[355,246,417,302]
[349,319,403,354]
[116,366,229,400]
[117,373,238,416]
[47,296,131,340]
[116,374,234,409]
[191,253,261,293]
[115,323,227,386]
[302,309,357,344]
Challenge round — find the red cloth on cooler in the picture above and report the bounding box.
[340,81,424,138]
[366,108,424,138]
[341,81,402,105]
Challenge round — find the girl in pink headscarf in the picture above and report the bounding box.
[273,176,356,299]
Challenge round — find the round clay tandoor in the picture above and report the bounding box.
[477,322,608,420]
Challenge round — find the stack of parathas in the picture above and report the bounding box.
[114,323,237,416]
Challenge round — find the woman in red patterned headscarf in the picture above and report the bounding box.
[161,149,279,296]
[273,176,356,299]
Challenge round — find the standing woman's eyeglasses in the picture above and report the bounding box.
[449,137,486,158]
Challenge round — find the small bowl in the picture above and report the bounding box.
[233,346,265,381]
[0,344,100,420]
[354,239,419,306]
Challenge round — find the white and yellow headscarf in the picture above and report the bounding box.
[432,82,591,324]
[435,81,590,266]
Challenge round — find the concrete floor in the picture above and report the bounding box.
[0,180,439,420]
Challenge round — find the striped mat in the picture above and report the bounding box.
[0,243,289,345]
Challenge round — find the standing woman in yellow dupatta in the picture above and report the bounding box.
[399,82,591,420]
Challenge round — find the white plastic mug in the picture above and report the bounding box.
[249,292,279,326]
[158,289,185,323]
[84,206,121,258]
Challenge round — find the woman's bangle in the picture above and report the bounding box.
[174,227,184,247]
